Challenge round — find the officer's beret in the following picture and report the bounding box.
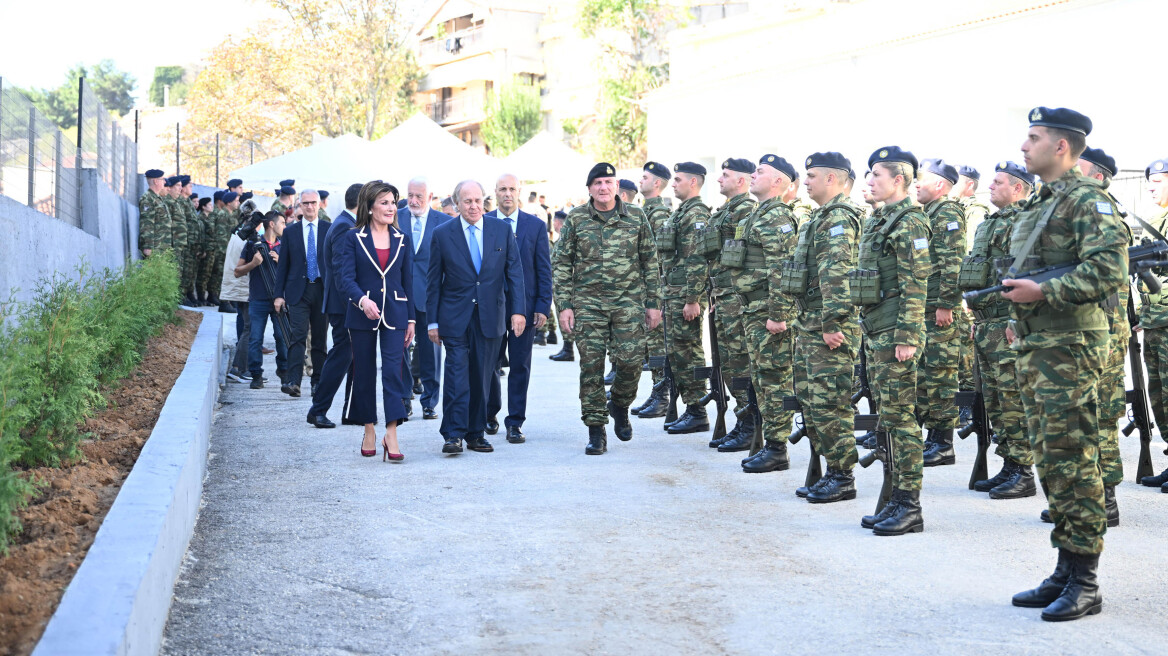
[867,146,918,173]
[758,154,797,181]
[318,189,329,199]
[722,158,755,175]
[958,165,979,181]
[165,176,180,186]
[1028,106,1092,136]
[619,179,637,193]
[189,192,198,199]
[995,160,1034,186]
[213,190,225,202]
[197,197,211,209]
[279,179,296,187]
[226,178,243,188]
[643,161,670,181]
[179,175,191,185]
[920,158,959,185]
[240,191,254,202]
[222,191,239,204]
[586,162,617,186]
[145,169,165,179]
[279,185,296,196]
[1145,158,1168,179]
[554,210,567,220]
[1080,147,1116,177]
[674,161,706,176]
[804,152,851,175]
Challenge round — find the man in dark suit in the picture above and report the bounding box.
[485,174,553,444]
[401,177,454,420]
[306,183,363,427]
[274,189,331,397]
[427,180,526,454]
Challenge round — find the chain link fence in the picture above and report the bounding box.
[79,78,138,204]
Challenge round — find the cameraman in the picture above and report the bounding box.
[222,204,257,382]
[235,211,289,390]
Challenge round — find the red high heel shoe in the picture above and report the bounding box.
[361,434,377,457]
[383,437,404,462]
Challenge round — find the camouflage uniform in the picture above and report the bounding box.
[137,189,170,255]
[789,193,863,469]
[959,202,1031,466]
[206,207,234,298]
[957,196,991,390]
[165,195,189,292]
[915,197,967,432]
[182,198,201,296]
[1009,167,1127,555]
[642,195,673,384]
[553,198,660,425]
[1139,207,1168,450]
[853,196,931,491]
[270,199,289,217]
[659,196,712,404]
[1097,210,1132,486]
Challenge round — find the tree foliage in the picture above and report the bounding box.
[481,79,542,157]
[18,60,136,130]
[149,66,189,107]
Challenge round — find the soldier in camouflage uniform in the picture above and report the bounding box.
[854,146,931,536]
[913,159,967,467]
[179,177,202,305]
[783,152,863,501]
[1138,157,1168,493]
[271,182,296,218]
[699,159,759,451]
[195,197,214,303]
[727,155,801,470]
[1007,107,1126,622]
[210,191,242,307]
[162,177,191,304]
[137,169,168,258]
[959,161,1036,499]
[632,161,678,418]
[553,163,662,455]
[318,189,331,221]
[953,166,987,397]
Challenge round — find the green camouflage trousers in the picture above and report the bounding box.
[181,248,196,294]
[957,309,975,390]
[915,312,960,429]
[1144,327,1168,447]
[207,248,225,296]
[713,296,752,416]
[646,311,665,385]
[573,306,647,426]
[741,305,794,445]
[1097,328,1128,486]
[973,320,1032,466]
[795,328,861,470]
[195,253,210,293]
[1017,335,1108,555]
[664,299,706,405]
[868,331,924,491]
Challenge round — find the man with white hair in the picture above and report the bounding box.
[274,189,331,397]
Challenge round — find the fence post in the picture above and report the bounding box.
[250,141,254,165]
[175,122,180,174]
[27,105,36,207]
[54,130,63,219]
[215,133,220,187]
[76,77,84,215]
[134,109,139,143]
[95,107,103,182]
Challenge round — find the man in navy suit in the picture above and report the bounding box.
[427,180,526,454]
[485,174,553,444]
[274,190,331,397]
[401,177,454,420]
[306,183,363,427]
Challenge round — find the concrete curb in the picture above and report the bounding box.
[33,311,222,656]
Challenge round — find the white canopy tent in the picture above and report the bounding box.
[502,132,594,185]
[370,114,503,198]
[227,133,382,194]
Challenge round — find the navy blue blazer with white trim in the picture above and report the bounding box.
[339,226,415,331]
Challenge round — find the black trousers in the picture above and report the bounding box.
[308,312,353,418]
[287,281,328,386]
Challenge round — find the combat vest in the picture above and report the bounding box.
[924,198,965,306]
[849,203,922,335]
[958,205,1017,322]
[1138,209,1168,330]
[720,197,798,302]
[782,202,861,314]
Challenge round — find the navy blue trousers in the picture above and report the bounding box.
[403,308,441,409]
[439,308,501,441]
[346,324,408,427]
[487,320,536,428]
[308,313,353,418]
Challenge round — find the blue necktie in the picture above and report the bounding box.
[413,216,423,253]
[307,222,318,281]
[506,217,515,234]
[467,224,481,273]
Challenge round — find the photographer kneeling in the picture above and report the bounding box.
[235,211,289,389]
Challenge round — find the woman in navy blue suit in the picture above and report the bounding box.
[340,181,415,461]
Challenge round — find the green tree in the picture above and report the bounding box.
[481,79,542,157]
[149,65,189,106]
[18,60,136,130]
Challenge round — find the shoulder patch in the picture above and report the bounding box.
[1095,201,1113,215]
[913,238,929,250]
[946,221,960,231]
[829,225,845,237]
[780,223,793,233]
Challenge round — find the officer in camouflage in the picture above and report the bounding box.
[952,165,986,397]
[271,181,296,217]
[959,161,1036,499]
[179,176,202,305]
[913,158,967,467]
[318,189,331,221]
[1138,157,1168,492]
[854,146,931,536]
[723,154,800,466]
[783,176,815,224]
[1007,107,1127,622]
[210,191,242,309]
[162,176,191,303]
[700,159,759,450]
[138,169,169,258]
[553,163,662,455]
[633,161,679,418]
[783,152,863,501]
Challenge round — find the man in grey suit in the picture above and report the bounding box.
[402,177,454,419]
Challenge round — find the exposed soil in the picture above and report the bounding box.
[0,309,202,656]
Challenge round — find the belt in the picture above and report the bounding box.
[306,278,321,284]
[972,305,1011,322]
[739,288,768,304]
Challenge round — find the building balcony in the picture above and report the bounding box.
[418,26,487,66]
[424,95,485,127]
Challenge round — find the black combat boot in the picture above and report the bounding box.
[990,462,1037,499]
[1041,552,1103,622]
[1104,486,1119,527]
[717,412,754,452]
[182,292,198,307]
[634,381,670,418]
[207,292,221,306]
[547,330,558,345]
[741,442,789,473]
[608,401,632,441]
[922,428,955,467]
[861,493,901,528]
[873,489,924,535]
[666,405,709,433]
[807,468,857,504]
[858,431,878,450]
[1139,466,1168,487]
[974,460,1015,492]
[534,332,546,346]
[585,425,607,455]
[549,340,574,361]
[1013,548,1073,608]
[603,369,616,386]
[796,476,829,499]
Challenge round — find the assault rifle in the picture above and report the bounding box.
[851,338,878,447]
[732,377,765,457]
[783,395,880,491]
[1125,292,1157,481]
[646,303,680,423]
[963,241,1168,302]
[858,429,893,514]
[694,284,730,441]
[955,359,990,490]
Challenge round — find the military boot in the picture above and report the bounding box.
[182,292,198,307]
[741,442,789,473]
[635,381,670,418]
[534,332,546,346]
[603,369,616,386]
[1139,466,1168,487]
[858,431,878,450]
[717,412,755,452]
[872,489,924,536]
[549,340,574,361]
[207,292,221,306]
[547,330,558,345]
[708,413,744,448]
[666,405,709,434]
[608,401,632,441]
[1104,486,1119,527]
[795,475,830,499]
[1040,552,1103,622]
[922,428,955,467]
[974,460,1014,492]
[1012,548,1073,608]
[585,425,607,455]
[989,462,1037,499]
[861,493,901,528]
[807,468,857,504]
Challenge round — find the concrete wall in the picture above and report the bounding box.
[0,169,138,307]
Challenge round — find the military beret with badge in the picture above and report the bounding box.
[145,169,165,179]
[1079,147,1116,177]
[867,146,918,173]
[920,158,959,185]
[586,162,617,186]
[722,157,755,175]
[1145,158,1168,180]
[1028,106,1092,136]
[758,154,797,181]
[643,161,671,181]
[995,160,1035,186]
[674,161,706,176]
[804,151,852,176]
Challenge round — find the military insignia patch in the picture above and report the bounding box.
[767,155,775,163]
[606,166,614,174]
[947,221,959,231]
[879,149,889,158]
[913,238,929,250]
[780,224,793,233]
[806,157,812,167]
[694,222,706,230]
[1030,108,1042,121]
[1158,162,1166,172]
[830,225,845,237]
[1095,201,1113,215]
[734,226,745,239]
